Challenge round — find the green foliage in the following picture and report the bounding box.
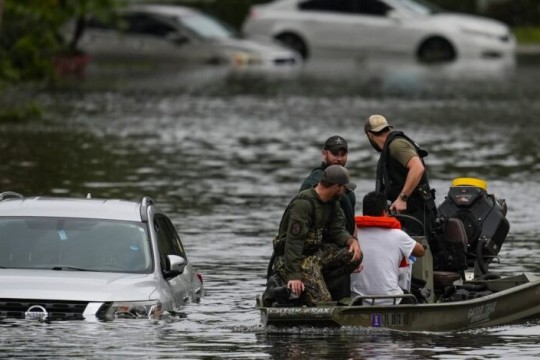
[0,0,125,83]
[0,0,126,121]
[513,26,540,44]
[0,102,42,123]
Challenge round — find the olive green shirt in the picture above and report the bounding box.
[277,188,351,281]
[389,138,418,167]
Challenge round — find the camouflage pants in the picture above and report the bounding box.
[273,243,361,306]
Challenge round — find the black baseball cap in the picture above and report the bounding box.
[323,135,348,153]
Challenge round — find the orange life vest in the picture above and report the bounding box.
[355,215,401,229]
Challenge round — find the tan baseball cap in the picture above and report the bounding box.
[364,114,393,133]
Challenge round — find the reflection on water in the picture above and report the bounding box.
[1,55,540,358]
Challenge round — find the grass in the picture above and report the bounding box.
[513,26,540,44]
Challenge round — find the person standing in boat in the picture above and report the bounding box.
[299,135,358,300]
[363,114,437,245]
[268,165,363,306]
[351,191,425,305]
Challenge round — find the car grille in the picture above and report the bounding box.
[0,299,93,321]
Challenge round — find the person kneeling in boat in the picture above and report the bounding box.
[351,191,425,305]
[264,165,363,307]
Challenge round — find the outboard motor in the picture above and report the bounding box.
[437,178,509,275]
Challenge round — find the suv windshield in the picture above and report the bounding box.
[0,218,152,273]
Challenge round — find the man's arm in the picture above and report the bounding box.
[346,237,362,262]
[283,199,312,281]
[391,156,425,212]
[411,240,425,257]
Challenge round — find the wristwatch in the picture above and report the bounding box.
[399,193,409,201]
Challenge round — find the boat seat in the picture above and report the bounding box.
[445,217,468,247]
[433,271,462,288]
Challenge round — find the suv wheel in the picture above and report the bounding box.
[275,33,308,60]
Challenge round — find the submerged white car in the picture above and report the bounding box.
[72,4,301,70]
[242,0,515,63]
[0,192,203,321]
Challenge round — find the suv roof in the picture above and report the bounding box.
[0,192,149,222]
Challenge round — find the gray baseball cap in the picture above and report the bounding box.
[321,165,356,190]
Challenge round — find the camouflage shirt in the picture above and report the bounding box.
[299,162,356,235]
[273,188,351,281]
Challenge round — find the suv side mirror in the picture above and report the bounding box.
[164,255,186,278]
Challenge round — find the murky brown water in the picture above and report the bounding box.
[1,54,540,359]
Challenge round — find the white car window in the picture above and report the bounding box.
[298,0,390,16]
[392,0,440,15]
[122,13,178,37]
[299,0,356,13]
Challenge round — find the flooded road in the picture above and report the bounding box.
[1,54,540,359]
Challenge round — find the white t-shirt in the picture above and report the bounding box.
[350,227,417,305]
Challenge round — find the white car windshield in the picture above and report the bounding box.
[0,218,152,273]
[181,14,237,39]
[393,0,442,15]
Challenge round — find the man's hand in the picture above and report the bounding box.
[390,197,407,213]
[346,237,362,261]
[287,280,305,296]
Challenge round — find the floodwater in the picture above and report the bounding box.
[1,53,540,359]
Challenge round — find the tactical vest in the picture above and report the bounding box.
[273,192,336,256]
[376,131,431,209]
[300,164,356,235]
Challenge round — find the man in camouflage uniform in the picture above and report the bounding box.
[269,165,363,306]
[299,135,358,300]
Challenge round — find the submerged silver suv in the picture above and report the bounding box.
[0,192,203,322]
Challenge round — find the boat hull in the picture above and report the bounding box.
[259,273,540,331]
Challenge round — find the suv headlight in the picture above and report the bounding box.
[106,301,162,320]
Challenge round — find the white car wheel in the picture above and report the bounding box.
[417,36,456,63]
[275,33,309,60]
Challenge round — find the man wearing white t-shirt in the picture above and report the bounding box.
[351,191,425,305]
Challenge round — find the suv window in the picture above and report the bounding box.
[299,0,390,16]
[154,214,186,272]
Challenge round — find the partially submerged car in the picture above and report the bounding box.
[243,0,515,63]
[0,192,203,322]
[69,4,301,71]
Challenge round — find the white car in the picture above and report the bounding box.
[72,4,301,71]
[242,0,515,63]
[0,192,203,321]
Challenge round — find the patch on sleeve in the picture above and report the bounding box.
[290,221,303,237]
